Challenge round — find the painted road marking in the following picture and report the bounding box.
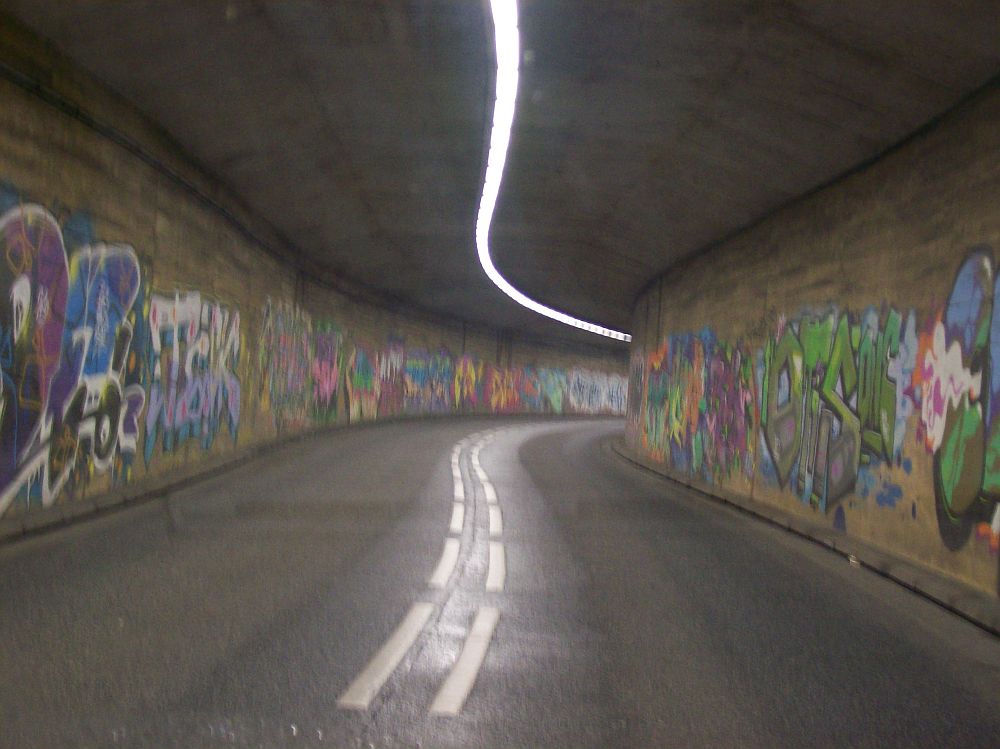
[453,478,465,502]
[429,538,461,589]
[429,607,500,716]
[449,503,465,534]
[488,505,502,537]
[482,481,497,504]
[475,467,490,484]
[486,541,505,592]
[338,602,435,710]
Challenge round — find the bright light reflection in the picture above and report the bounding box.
[479,0,632,343]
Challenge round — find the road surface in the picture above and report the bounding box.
[2,418,999,747]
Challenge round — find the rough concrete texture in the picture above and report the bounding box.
[627,82,1000,599]
[0,30,626,535]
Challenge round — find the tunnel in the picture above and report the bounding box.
[0,2,999,746]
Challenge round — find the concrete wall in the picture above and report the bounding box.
[627,82,1000,599]
[0,23,626,534]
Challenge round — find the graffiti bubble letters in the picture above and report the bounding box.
[0,205,144,514]
[144,291,241,464]
[761,308,911,512]
[919,248,1000,550]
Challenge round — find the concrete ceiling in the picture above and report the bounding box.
[2,1,999,348]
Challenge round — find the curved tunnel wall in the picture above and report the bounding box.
[0,24,626,534]
[626,83,1000,599]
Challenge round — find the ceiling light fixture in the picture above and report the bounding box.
[478,0,631,343]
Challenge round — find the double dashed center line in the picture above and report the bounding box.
[338,429,508,715]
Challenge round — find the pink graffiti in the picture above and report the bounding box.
[919,322,981,452]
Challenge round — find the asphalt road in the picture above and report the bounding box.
[2,418,999,748]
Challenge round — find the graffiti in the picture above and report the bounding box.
[627,248,1000,580]
[259,299,311,428]
[625,350,645,443]
[54,244,145,487]
[918,249,1000,552]
[538,368,569,414]
[377,339,406,418]
[0,192,627,524]
[311,323,342,422]
[454,354,483,410]
[404,350,452,414]
[254,309,628,425]
[0,205,145,514]
[638,332,756,483]
[346,344,377,422]
[144,291,241,464]
[760,307,913,512]
[487,365,521,414]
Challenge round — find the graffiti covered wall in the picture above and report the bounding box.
[0,34,628,531]
[0,193,625,528]
[627,87,1000,597]
[258,297,628,431]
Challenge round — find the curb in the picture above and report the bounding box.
[610,437,1000,638]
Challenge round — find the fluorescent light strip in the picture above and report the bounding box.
[480,0,631,343]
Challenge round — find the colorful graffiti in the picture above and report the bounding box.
[0,193,626,522]
[454,354,483,410]
[377,339,405,418]
[0,200,247,519]
[311,322,342,423]
[918,249,1000,552]
[637,331,757,484]
[255,302,627,427]
[0,205,148,514]
[259,299,312,428]
[144,291,241,464]
[346,345,377,422]
[404,350,453,414]
[486,364,521,414]
[625,250,1000,576]
[760,307,915,512]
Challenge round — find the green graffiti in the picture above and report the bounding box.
[762,309,908,513]
[857,309,901,462]
[815,316,861,507]
[936,395,985,519]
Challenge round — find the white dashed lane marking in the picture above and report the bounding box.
[429,607,500,716]
[449,503,465,534]
[488,505,502,537]
[486,541,506,592]
[429,538,461,589]
[338,602,435,710]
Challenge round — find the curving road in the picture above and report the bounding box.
[2,419,999,747]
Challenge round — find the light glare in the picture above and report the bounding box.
[478,0,631,343]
